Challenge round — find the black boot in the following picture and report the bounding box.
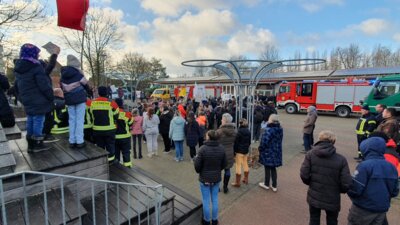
[202,219,210,225]
[223,175,230,193]
[26,135,34,152]
[212,220,219,225]
[31,136,51,153]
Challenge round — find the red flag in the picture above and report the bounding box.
[57,0,89,31]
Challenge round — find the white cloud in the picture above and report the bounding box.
[357,18,389,35]
[227,25,275,56]
[394,33,400,42]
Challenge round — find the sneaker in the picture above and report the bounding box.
[174,158,179,162]
[147,153,153,158]
[300,150,307,154]
[163,150,171,154]
[271,187,278,192]
[69,143,76,149]
[258,182,269,190]
[179,158,184,161]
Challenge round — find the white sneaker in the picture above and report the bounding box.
[147,154,152,158]
[271,187,277,192]
[258,182,269,190]
[174,158,179,162]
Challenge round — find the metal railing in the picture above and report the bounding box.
[0,171,164,225]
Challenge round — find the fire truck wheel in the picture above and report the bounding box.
[335,106,351,118]
[285,104,297,114]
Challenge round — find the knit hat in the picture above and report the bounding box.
[361,105,370,111]
[67,55,80,69]
[98,86,108,97]
[115,98,124,108]
[268,114,279,123]
[19,43,40,64]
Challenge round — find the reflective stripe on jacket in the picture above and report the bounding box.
[116,110,134,139]
[90,97,119,131]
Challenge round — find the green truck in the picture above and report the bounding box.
[363,74,400,113]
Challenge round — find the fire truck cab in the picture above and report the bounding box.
[276,79,372,117]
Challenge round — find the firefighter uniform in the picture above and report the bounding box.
[84,99,94,143]
[51,97,69,135]
[115,108,134,167]
[355,112,376,158]
[90,97,119,162]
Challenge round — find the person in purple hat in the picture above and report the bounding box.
[14,43,53,152]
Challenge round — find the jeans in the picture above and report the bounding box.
[200,182,220,222]
[27,114,45,137]
[303,133,313,151]
[264,166,277,187]
[309,205,339,225]
[68,103,86,144]
[253,122,261,141]
[174,140,184,160]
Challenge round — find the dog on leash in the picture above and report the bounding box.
[248,147,261,169]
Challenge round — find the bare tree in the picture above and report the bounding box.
[61,8,121,87]
[194,62,208,77]
[337,43,362,69]
[372,44,392,67]
[0,0,47,42]
[260,45,280,61]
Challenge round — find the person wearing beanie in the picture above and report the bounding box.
[89,86,120,163]
[302,106,318,153]
[60,54,90,149]
[354,105,376,161]
[14,43,53,152]
[347,137,398,225]
[114,98,134,168]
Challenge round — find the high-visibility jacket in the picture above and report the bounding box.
[51,97,69,134]
[84,99,93,129]
[116,109,134,139]
[355,113,376,136]
[89,97,119,131]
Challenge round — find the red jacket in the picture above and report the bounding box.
[384,139,400,177]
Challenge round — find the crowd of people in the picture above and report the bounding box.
[0,43,399,225]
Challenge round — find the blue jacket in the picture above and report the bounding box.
[185,121,200,147]
[60,66,88,105]
[258,123,283,167]
[14,59,53,115]
[169,116,185,141]
[348,137,399,212]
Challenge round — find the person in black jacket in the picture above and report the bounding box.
[0,73,15,128]
[14,43,53,152]
[300,130,352,225]
[60,55,90,148]
[185,111,200,160]
[159,105,173,153]
[194,130,227,225]
[232,118,251,187]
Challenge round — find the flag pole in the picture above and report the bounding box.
[80,0,86,70]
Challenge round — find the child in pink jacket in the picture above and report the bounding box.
[131,108,143,159]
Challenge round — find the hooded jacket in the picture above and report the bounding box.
[300,141,352,211]
[348,137,399,213]
[217,123,237,169]
[159,110,173,134]
[0,74,13,117]
[60,66,88,105]
[169,116,185,141]
[14,59,53,115]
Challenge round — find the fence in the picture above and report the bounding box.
[0,171,164,225]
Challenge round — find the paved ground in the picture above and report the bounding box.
[132,110,400,225]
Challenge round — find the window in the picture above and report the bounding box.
[301,83,313,96]
[377,82,399,96]
[279,86,290,93]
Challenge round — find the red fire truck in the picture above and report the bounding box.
[276,79,373,117]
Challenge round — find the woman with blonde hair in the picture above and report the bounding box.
[258,114,283,192]
[232,118,252,187]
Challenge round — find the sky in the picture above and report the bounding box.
[7,0,400,76]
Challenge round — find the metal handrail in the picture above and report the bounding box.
[0,171,164,225]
